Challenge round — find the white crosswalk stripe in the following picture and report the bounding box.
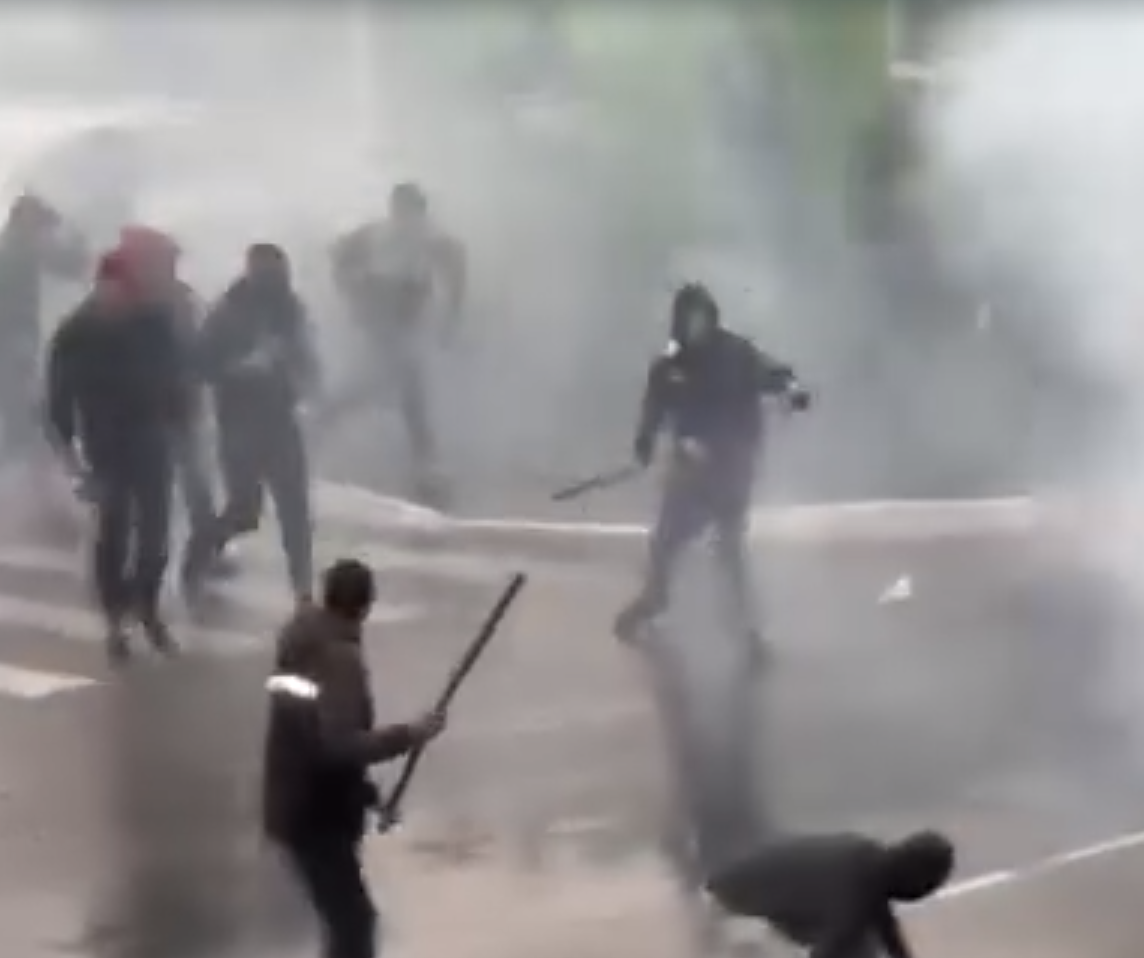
[0,521,522,703]
[0,661,98,699]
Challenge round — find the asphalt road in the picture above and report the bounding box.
[0,494,1140,957]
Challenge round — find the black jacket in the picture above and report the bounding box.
[45,298,191,471]
[635,329,803,463]
[198,277,317,425]
[262,606,417,843]
[706,834,914,958]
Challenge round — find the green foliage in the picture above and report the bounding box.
[755,0,893,210]
[553,5,744,257]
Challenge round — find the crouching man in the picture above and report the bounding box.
[705,830,955,957]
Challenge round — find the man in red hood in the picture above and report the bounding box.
[45,246,191,660]
[118,225,177,280]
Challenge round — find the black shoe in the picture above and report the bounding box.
[139,614,179,656]
[613,599,662,646]
[180,544,210,606]
[104,623,131,666]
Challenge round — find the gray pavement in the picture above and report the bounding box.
[0,494,1139,956]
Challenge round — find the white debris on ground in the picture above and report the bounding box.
[879,575,913,604]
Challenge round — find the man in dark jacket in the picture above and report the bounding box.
[705,830,955,958]
[328,182,465,508]
[182,243,319,604]
[117,226,218,545]
[263,558,444,958]
[615,283,811,666]
[0,193,87,462]
[45,250,188,662]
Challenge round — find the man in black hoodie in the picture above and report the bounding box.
[263,558,445,958]
[615,283,811,666]
[181,243,319,604]
[45,250,188,662]
[705,830,955,958]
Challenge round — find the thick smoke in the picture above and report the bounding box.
[0,3,855,515]
[922,5,1144,541]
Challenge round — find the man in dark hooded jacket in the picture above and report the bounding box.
[45,250,189,661]
[614,283,811,666]
[705,830,955,958]
[263,558,444,958]
[182,243,319,604]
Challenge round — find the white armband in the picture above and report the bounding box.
[266,673,320,700]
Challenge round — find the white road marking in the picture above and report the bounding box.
[316,488,1048,542]
[933,828,1144,906]
[0,662,97,699]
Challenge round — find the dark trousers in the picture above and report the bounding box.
[92,449,173,622]
[173,423,215,536]
[282,835,377,958]
[628,451,760,639]
[187,410,312,597]
[324,324,438,481]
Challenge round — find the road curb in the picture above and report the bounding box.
[314,485,1054,560]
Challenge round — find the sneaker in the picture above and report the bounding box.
[179,543,211,605]
[613,599,663,646]
[139,614,179,657]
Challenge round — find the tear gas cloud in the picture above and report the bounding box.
[921,5,1144,564]
[10,0,1135,915]
[0,2,890,509]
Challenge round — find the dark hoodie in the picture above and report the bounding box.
[635,284,802,462]
[262,606,417,842]
[198,276,317,427]
[46,268,190,471]
[706,831,954,958]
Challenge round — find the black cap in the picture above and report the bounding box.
[322,559,376,620]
